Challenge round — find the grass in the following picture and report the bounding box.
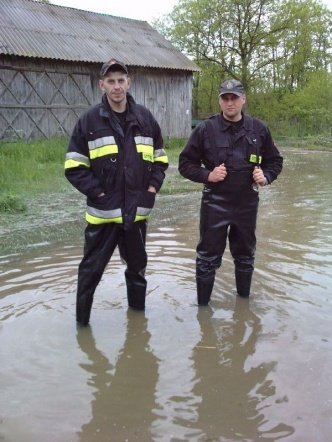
[276,135,332,151]
[0,137,198,213]
[1,134,330,214]
[0,137,68,212]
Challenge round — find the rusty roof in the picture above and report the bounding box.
[0,0,199,71]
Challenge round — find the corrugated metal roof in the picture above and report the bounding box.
[0,0,199,71]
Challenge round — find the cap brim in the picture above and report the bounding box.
[219,91,243,97]
[101,64,128,77]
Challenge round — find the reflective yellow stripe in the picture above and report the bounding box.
[86,206,123,224]
[85,207,152,224]
[65,159,90,169]
[90,144,118,159]
[65,152,90,169]
[86,213,123,224]
[136,207,152,216]
[136,144,153,155]
[88,136,116,149]
[135,136,153,146]
[135,215,149,222]
[154,148,168,164]
[154,155,168,164]
[88,136,118,159]
[136,144,154,162]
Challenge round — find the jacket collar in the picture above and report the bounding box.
[100,92,137,117]
[218,112,252,132]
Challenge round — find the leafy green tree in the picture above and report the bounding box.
[155,0,331,130]
[265,0,331,92]
[158,0,296,91]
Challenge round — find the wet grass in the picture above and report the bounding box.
[0,137,68,212]
[0,137,201,215]
[0,134,329,215]
[277,135,332,151]
[0,135,329,255]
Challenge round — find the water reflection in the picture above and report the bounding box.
[192,298,294,440]
[77,310,159,441]
[0,150,332,441]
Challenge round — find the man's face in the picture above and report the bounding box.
[99,70,131,109]
[219,93,246,121]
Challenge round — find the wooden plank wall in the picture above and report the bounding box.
[130,67,193,140]
[0,56,193,141]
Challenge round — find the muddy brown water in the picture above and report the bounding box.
[0,150,331,441]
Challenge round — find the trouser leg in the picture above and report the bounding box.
[229,202,258,297]
[196,192,228,305]
[76,224,119,325]
[118,221,147,310]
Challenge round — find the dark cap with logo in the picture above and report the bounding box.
[100,59,128,78]
[219,79,245,97]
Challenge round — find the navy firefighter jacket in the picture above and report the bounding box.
[65,93,168,229]
[178,113,283,191]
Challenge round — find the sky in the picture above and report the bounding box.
[51,0,179,23]
[51,0,331,23]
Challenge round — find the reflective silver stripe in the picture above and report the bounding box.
[136,207,152,216]
[86,206,122,219]
[88,136,116,150]
[65,152,90,166]
[134,136,153,146]
[154,148,167,159]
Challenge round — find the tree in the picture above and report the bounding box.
[156,0,331,92]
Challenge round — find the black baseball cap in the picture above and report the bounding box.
[219,79,245,97]
[100,59,128,77]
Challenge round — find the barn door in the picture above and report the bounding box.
[0,67,93,141]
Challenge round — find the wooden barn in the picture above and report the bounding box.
[0,0,199,141]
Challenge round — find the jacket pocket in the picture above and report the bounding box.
[137,189,156,209]
[215,143,229,165]
[87,191,121,211]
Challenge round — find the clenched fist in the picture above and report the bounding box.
[208,163,227,183]
[252,166,267,186]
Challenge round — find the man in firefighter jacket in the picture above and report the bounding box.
[178,79,283,305]
[65,59,168,325]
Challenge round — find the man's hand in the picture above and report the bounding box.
[148,185,157,193]
[252,166,267,186]
[208,163,227,183]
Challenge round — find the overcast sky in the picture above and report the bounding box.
[51,0,179,22]
[51,0,331,22]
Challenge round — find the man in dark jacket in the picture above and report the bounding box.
[178,79,283,305]
[65,59,168,325]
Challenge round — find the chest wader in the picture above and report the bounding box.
[196,120,259,305]
[76,221,147,326]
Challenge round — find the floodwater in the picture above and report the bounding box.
[0,150,331,442]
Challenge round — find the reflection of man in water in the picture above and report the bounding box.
[191,299,294,440]
[76,310,158,441]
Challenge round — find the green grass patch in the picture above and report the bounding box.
[0,137,69,214]
[1,134,329,214]
[0,137,68,202]
[0,137,192,214]
[0,193,26,213]
[276,135,332,151]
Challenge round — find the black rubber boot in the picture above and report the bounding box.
[76,269,102,326]
[235,270,253,298]
[76,292,94,326]
[125,269,147,310]
[196,277,215,306]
